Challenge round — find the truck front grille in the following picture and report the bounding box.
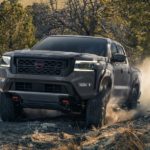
[14,57,74,76]
[16,82,32,91]
[15,82,68,94]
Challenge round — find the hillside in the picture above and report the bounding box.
[20,0,49,6]
[0,0,65,7]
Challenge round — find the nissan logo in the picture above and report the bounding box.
[34,61,45,69]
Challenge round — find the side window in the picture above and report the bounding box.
[116,44,127,63]
[116,45,125,55]
[111,43,118,55]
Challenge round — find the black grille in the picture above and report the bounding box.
[15,82,68,94]
[45,84,67,93]
[15,82,32,91]
[15,57,73,76]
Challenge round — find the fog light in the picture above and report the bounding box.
[0,78,5,82]
[12,96,20,102]
[62,99,70,105]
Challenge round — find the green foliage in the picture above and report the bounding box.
[27,3,52,39]
[129,1,150,58]
[111,0,150,61]
[0,0,36,55]
[0,0,149,62]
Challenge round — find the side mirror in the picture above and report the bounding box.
[111,54,126,62]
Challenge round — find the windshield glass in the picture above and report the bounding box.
[32,36,108,56]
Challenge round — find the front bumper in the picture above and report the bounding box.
[0,68,98,110]
[8,90,71,110]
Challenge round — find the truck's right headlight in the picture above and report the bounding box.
[74,60,97,71]
[0,56,11,67]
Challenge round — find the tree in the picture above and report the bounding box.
[48,0,128,39]
[0,0,36,55]
[26,0,149,62]
[111,0,150,61]
[49,0,107,35]
[28,3,52,39]
[128,1,150,59]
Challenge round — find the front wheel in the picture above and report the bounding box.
[86,92,110,128]
[127,86,139,109]
[0,93,22,121]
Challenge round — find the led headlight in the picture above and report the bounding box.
[0,56,11,67]
[74,60,97,71]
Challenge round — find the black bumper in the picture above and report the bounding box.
[8,90,71,110]
[0,68,98,110]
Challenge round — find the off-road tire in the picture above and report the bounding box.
[0,93,21,121]
[127,86,139,109]
[86,92,110,128]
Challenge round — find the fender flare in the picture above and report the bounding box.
[96,68,113,93]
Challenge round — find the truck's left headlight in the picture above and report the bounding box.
[0,56,11,67]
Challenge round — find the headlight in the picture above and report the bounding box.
[0,56,11,67]
[74,60,97,71]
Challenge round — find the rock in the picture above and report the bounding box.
[28,143,34,148]
[104,137,115,145]
[59,132,74,139]
[84,130,100,138]
[82,144,99,150]
[41,123,57,130]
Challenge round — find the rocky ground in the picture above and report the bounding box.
[0,106,150,150]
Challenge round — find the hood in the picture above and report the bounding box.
[4,49,106,61]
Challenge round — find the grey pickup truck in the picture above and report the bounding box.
[0,35,141,127]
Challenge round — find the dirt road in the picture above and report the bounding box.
[0,108,150,150]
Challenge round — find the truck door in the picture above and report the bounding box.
[116,44,131,89]
[110,43,129,98]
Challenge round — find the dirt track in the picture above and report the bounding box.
[0,108,150,150]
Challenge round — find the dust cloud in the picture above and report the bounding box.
[106,58,150,125]
[24,109,63,119]
[139,58,150,109]
[106,98,139,124]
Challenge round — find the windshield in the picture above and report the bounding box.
[32,36,108,56]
